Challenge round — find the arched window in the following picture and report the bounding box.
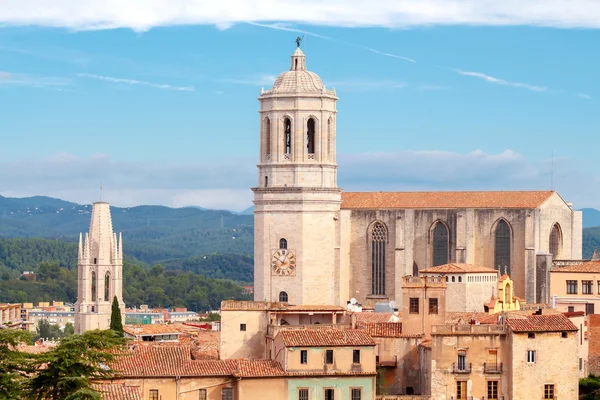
[505,283,511,304]
[370,222,387,295]
[432,222,449,266]
[412,262,419,277]
[265,117,271,156]
[307,118,315,154]
[284,118,292,155]
[445,276,449,282]
[550,223,562,259]
[91,271,97,302]
[279,238,287,249]
[452,276,455,282]
[458,276,462,283]
[104,272,110,301]
[327,118,332,160]
[279,291,288,302]
[494,219,512,275]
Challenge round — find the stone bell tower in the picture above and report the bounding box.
[74,201,125,334]
[253,42,342,305]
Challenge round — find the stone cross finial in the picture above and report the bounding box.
[593,247,600,261]
[503,265,508,276]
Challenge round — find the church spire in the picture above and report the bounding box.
[290,45,306,72]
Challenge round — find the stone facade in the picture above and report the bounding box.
[74,202,125,334]
[253,46,582,308]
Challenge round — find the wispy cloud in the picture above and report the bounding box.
[3,1,600,30]
[218,74,277,87]
[77,73,195,91]
[456,70,548,92]
[326,79,406,91]
[0,71,69,88]
[577,93,593,100]
[247,21,415,63]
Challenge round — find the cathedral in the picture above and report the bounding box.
[74,201,125,334]
[253,44,582,308]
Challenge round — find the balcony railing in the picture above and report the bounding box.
[431,324,505,335]
[376,355,398,367]
[484,362,503,373]
[452,362,472,374]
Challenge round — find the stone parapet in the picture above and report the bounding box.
[430,324,505,335]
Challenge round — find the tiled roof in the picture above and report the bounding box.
[235,359,285,377]
[277,329,375,347]
[551,261,600,273]
[506,314,578,332]
[360,323,403,338]
[446,312,497,325]
[340,191,555,209]
[92,383,142,400]
[123,324,182,336]
[355,312,398,324]
[420,263,498,274]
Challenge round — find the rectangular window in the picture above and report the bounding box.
[325,349,334,364]
[487,381,498,400]
[528,332,535,339]
[222,388,233,400]
[598,280,600,294]
[587,303,596,315]
[324,388,334,400]
[149,390,159,400]
[456,381,466,400]
[428,298,438,314]
[300,350,307,364]
[457,353,466,371]
[240,323,246,331]
[568,306,575,313]
[544,384,555,399]
[409,298,419,314]
[567,280,578,294]
[298,388,309,400]
[562,331,568,338]
[353,349,360,364]
[583,280,593,294]
[199,389,207,400]
[580,358,583,371]
[527,350,536,363]
[351,388,361,400]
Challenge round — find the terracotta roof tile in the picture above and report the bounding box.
[360,323,403,338]
[446,312,495,324]
[123,324,183,336]
[92,383,142,400]
[506,314,578,332]
[341,191,555,210]
[551,261,600,273]
[355,312,399,324]
[420,263,498,274]
[278,329,375,347]
[235,360,285,377]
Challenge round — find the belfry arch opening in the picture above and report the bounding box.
[307,118,315,154]
[284,118,292,155]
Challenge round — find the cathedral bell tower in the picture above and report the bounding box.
[74,202,125,334]
[253,42,342,305]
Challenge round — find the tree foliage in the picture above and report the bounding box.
[0,329,34,399]
[110,296,123,337]
[27,330,125,400]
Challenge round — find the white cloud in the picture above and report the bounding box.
[0,149,597,211]
[77,73,195,91]
[2,1,600,30]
[578,93,593,100]
[326,79,406,91]
[456,70,548,92]
[0,71,69,88]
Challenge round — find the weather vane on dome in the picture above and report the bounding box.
[296,36,302,48]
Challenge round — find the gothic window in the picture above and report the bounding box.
[279,238,287,249]
[104,272,110,301]
[370,222,387,295]
[432,222,449,266]
[284,118,292,155]
[91,271,97,301]
[550,223,562,259]
[265,117,271,156]
[494,219,511,275]
[307,118,315,154]
[504,283,511,304]
[265,176,268,187]
[412,262,419,277]
[279,291,288,302]
[327,118,332,160]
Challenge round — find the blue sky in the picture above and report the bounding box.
[1,1,599,210]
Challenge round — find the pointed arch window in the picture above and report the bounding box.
[432,222,449,266]
[370,222,387,295]
[327,118,332,160]
[550,223,562,259]
[91,271,97,302]
[279,238,288,250]
[279,291,288,302]
[494,220,512,275]
[284,118,292,155]
[265,117,271,157]
[307,118,315,154]
[104,272,110,301]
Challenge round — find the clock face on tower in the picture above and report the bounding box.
[271,249,296,276]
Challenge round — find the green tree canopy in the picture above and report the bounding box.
[0,329,34,399]
[110,296,124,337]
